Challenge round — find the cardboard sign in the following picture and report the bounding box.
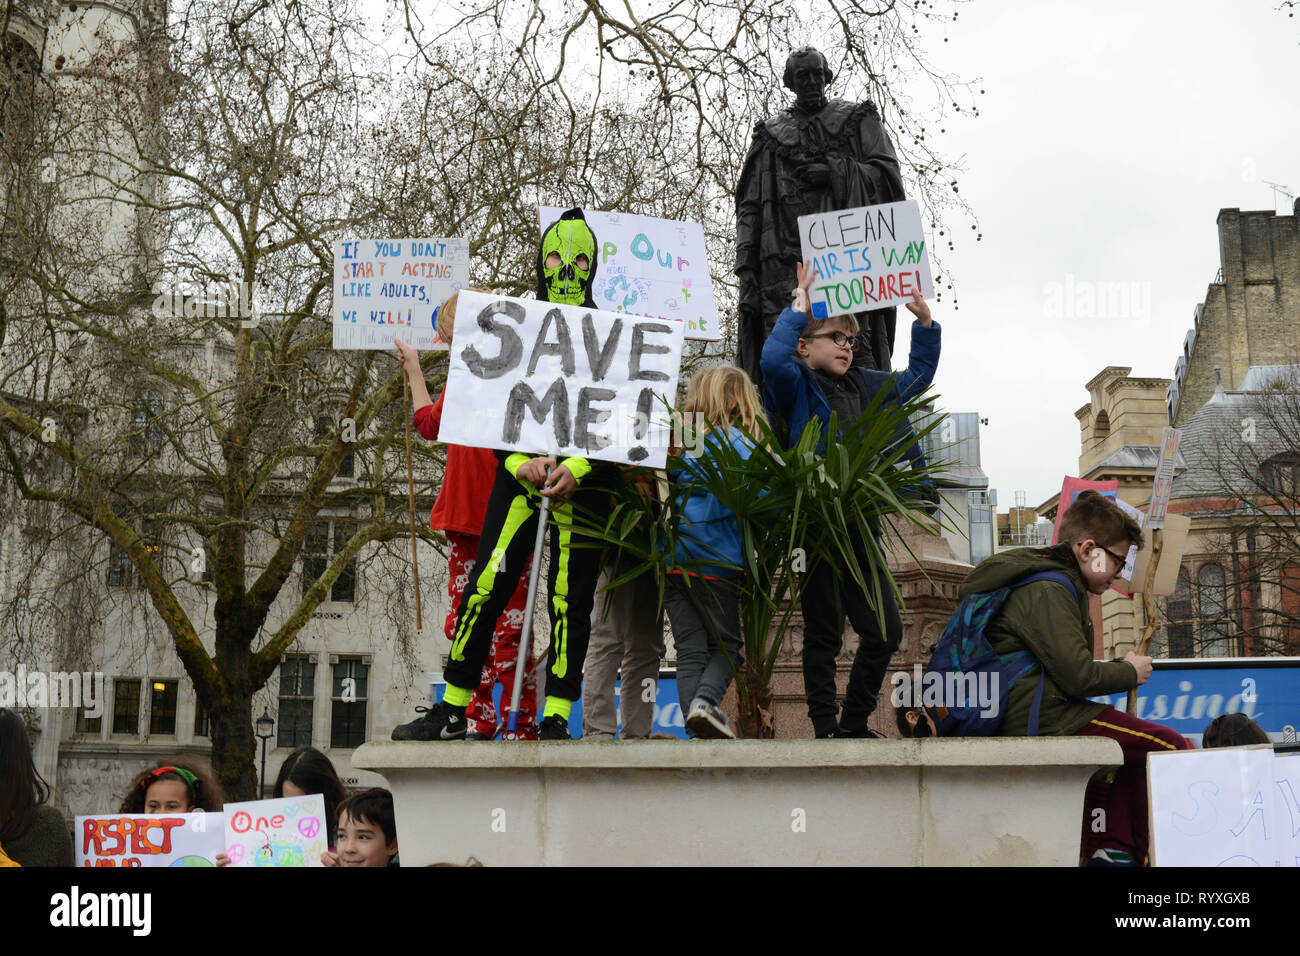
[1149,747,1299,867]
[438,290,684,468]
[1113,513,1191,598]
[1147,427,1182,529]
[1049,477,1120,545]
[333,238,469,350]
[222,794,327,867]
[797,199,934,319]
[76,813,224,867]
[540,207,719,341]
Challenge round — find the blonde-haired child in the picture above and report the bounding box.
[665,365,766,739]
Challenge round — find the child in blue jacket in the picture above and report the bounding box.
[664,366,767,739]
[760,261,941,737]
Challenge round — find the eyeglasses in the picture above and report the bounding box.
[1099,543,1130,568]
[804,330,853,348]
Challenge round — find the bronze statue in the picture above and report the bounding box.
[736,47,907,387]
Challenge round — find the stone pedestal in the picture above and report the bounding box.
[354,737,1121,866]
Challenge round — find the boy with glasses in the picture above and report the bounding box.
[959,489,1194,865]
[761,261,941,737]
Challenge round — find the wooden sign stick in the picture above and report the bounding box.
[1127,527,1163,715]
[403,376,423,631]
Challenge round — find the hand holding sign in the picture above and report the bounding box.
[794,260,817,316]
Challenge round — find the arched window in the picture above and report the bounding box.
[130,390,165,456]
[1093,410,1110,447]
[1196,563,1233,657]
[1163,566,1193,658]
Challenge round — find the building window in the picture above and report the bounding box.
[149,680,178,735]
[315,416,355,479]
[129,390,166,456]
[76,708,102,736]
[1163,567,1194,658]
[194,696,210,738]
[302,521,357,603]
[1260,453,1300,497]
[1197,563,1234,657]
[330,657,369,749]
[107,539,135,587]
[112,679,141,734]
[1093,410,1110,447]
[277,656,316,748]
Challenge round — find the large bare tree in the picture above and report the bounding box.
[1,0,980,796]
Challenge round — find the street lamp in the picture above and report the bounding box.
[255,709,275,799]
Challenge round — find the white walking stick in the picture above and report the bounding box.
[504,467,552,739]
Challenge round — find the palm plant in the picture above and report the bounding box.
[574,383,954,738]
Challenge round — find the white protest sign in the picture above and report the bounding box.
[76,812,224,867]
[438,290,684,468]
[1276,754,1300,867]
[1112,498,1144,583]
[798,199,934,319]
[540,206,719,341]
[1148,746,1294,866]
[223,793,328,867]
[333,238,469,350]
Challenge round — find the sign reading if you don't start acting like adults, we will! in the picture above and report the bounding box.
[798,199,935,319]
[332,238,469,350]
[438,290,684,469]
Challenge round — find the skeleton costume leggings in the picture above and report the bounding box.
[442,454,608,706]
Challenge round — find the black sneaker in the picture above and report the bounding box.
[391,703,467,741]
[537,714,571,741]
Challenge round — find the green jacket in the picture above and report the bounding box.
[959,543,1137,735]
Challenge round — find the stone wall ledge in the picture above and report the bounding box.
[355,738,1122,867]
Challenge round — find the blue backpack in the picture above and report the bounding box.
[922,569,1079,736]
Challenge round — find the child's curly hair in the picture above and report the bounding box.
[119,760,224,813]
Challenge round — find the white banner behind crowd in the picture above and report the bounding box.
[439,290,684,468]
[333,238,469,350]
[540,206,719,341]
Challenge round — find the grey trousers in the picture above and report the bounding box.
[580,564,666,739]
[664,575,743,715]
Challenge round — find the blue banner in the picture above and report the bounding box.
[1090,660,1300,745]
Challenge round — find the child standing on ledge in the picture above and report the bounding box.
[761,261,940,738]
[393,290,539,740]
[664,366,766,740]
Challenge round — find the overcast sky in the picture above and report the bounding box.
[914,0,1300,510]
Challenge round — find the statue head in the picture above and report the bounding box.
[783,47,833,113]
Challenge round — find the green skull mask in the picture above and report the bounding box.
[538,215,597,306]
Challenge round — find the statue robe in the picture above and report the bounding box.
[735,98,906,386]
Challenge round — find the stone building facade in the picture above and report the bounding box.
[1168,203,1300,427]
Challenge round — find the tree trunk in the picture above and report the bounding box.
[736,662,775,739]
[210,626,260,802]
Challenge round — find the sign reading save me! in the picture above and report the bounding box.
[438,290,684,469]
[797,199,934,319]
